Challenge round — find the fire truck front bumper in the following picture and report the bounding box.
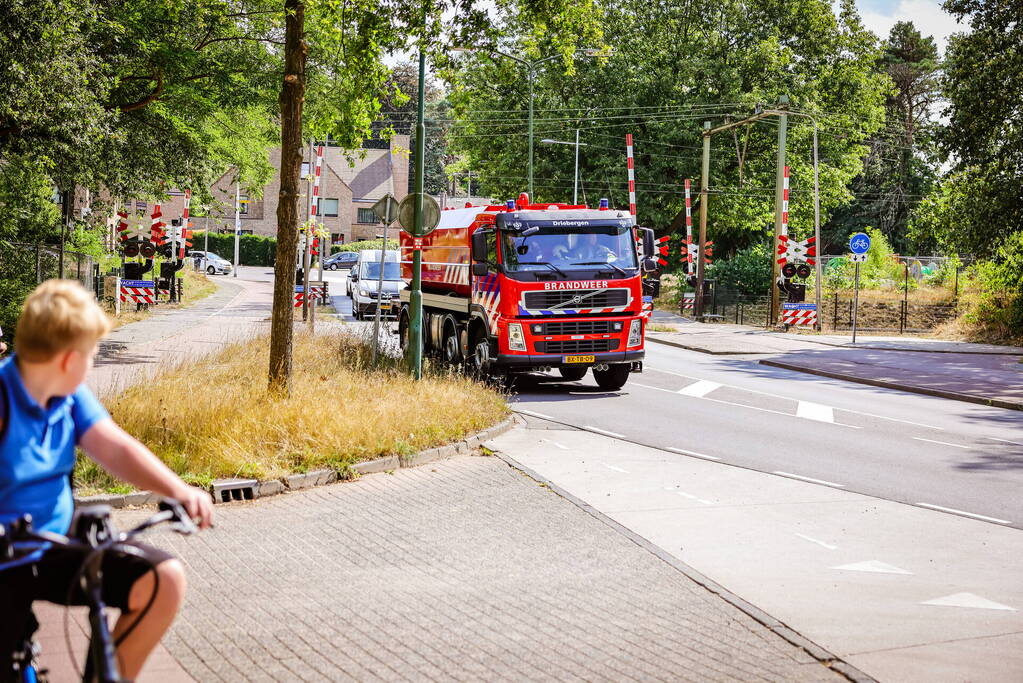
[496,349,645,369]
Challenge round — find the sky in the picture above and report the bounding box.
[852,0,968,53]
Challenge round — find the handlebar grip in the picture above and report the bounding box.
[158,498,199,534]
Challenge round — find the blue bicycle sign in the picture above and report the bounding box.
[849,232,871,254]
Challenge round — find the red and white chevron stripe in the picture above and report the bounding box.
[119,286,154,304]
[780,309,816,326]
[684,179,693,263]
[626,134,636,217]
[309,145,324,221]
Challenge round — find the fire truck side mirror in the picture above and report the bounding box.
[470,229,488,263]
[472,263,488,277]
[640,227,655,259]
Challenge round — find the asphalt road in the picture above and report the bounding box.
[508,343,1023,530]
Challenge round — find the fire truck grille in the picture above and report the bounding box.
[539,320,614,335]
[535,339,620,354]
[523,288,629,310]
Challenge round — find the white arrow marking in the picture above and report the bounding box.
[797,401,834,423]
[921,593,1016,611]
[831,560,913,575]
[678,380,721,398]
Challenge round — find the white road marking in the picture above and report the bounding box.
[772,471,845,488]
[542,439,569,450]
[646,367,946,430]
[794,533,837,550]
[584,426,626,439]
[921,593,1016,611]
[912,437,971,449]
[916,503,1011,525]
[797,401,834,423]
[989,437,1023,446]
[677,492,714,505]
[516,408,556,421]
[632,383,860,428]
[831,560,913,575]
[667,447,721,461]
[677,380,722,397]
[604,464,629,473]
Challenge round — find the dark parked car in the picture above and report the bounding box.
[324,251,359,270]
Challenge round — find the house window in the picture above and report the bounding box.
[357,208,377,224]
[238,194,249,215]
[320,198,339,217]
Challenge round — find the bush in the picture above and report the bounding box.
[331,238,391,254]
[193,232,277,266]
[705,243,773,295]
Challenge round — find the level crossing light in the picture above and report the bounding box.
[540,131,587,204]
[450,47,609,198]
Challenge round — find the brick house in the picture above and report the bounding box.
[205,135,410,244]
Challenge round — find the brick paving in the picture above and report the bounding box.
[110,455,842,682]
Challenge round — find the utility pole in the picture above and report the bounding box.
[573,129,580,204]
[233,178,240,277]
[769,95,789,325]
[695,122,711,318]
[410,50,427,380]
[527,66,534,197]
[302,138,313,322]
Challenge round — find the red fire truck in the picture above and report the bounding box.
[398,194,656,390]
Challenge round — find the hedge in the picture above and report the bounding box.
[193,232,277,266]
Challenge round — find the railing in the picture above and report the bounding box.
[1,241,98,294]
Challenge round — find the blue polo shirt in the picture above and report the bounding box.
[0,355,110,534]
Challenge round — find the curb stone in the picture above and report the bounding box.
[645,334,766,355]
[489,441,877,683]
[760,358,1023,411]
[75,415,517,508]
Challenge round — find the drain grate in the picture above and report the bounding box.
[211,478,257,503]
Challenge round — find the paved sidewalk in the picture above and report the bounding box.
[108,455,843,682]
[647,322,1023,410]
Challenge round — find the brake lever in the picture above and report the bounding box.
[158,499,199,535]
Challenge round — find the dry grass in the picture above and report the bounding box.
[75,331,509,494]
[647,324,679,333]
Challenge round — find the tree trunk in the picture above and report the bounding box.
[268,0,307,396]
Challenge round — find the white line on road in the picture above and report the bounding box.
[916,503,1011,525]
[646,367,946,430]
[912,437,971,449]
[772,471,846,488]
[795,533,838,550]
[666,447,721,461]
[542,439,569,450]
[797,401,834,423]
[604,464,629,473]
[677,492,714,505]
[516,408,556,421]
[989,437,1023,446]
[677,380,722,397]
[585,426,626,439]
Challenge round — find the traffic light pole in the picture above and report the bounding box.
[695,122,711,319]
[769,99,788,326]
[410,51,426,380]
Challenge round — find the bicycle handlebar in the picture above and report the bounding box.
[0,497,197,572]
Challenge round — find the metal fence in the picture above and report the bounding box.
[1,241,98,294]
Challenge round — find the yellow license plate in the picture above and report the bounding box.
[379,302,392,310]
[564,355,595,364]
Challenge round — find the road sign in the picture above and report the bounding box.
[398,193,440,237]
[850,252,868,263]
[849,232,871,254]
[372,194,400,225]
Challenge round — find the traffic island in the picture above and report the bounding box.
[75,330,510,502]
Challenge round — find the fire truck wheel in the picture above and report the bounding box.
[467,326,492,377]
[442,321,462,365]
[558,366,588,382]
[593,364,630,390]
[398,309,410,349]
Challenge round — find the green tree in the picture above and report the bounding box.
[827,21,941,253]
[446,0,887,261]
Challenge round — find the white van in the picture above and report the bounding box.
[348,249,402,320]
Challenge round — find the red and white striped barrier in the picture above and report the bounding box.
[626,134,636,217]
[681,293,696,311]
[781,303,817,327]
[119,279,154,305]
[684,179,693,266]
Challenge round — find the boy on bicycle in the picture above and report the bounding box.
[0,280,213,680]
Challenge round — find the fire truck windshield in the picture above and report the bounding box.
[501,225,638,275]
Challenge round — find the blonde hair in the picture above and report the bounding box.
[15,280,112,362]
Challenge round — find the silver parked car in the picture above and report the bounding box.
[189,250,233,275]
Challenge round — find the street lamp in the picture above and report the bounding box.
[451,47,607,198]
[541,131,587,204]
